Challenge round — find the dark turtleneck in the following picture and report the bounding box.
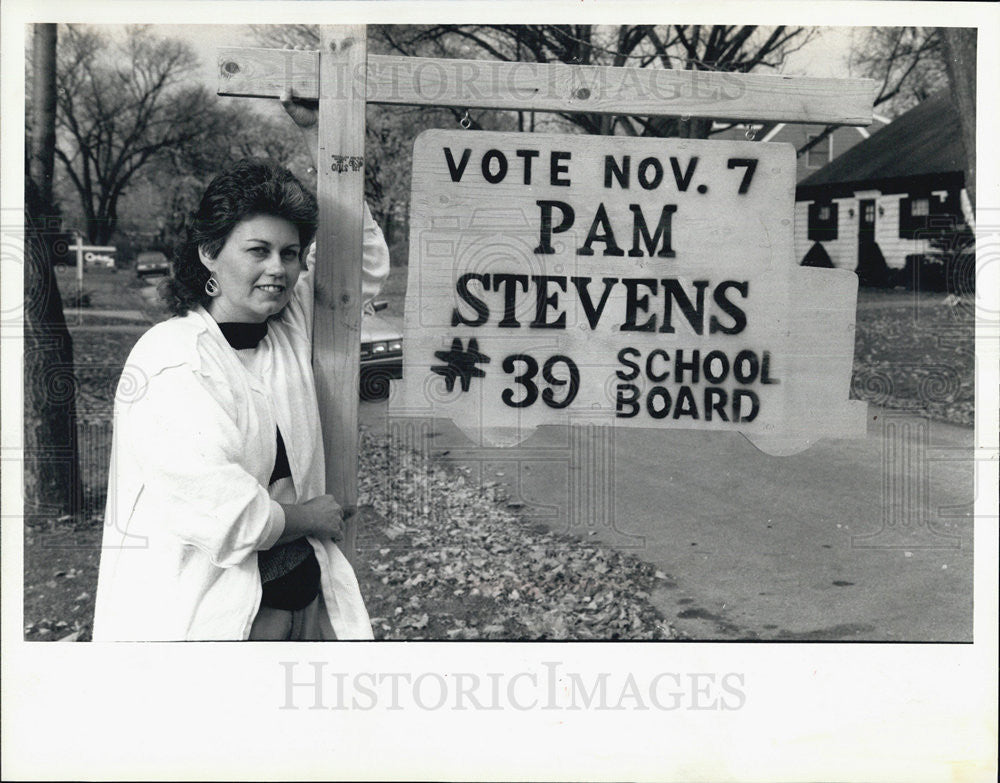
[217,320,269,350]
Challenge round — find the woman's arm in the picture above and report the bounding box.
[127,351,356,557]
[276,495,351,544]
[279,86,321,167]
[280,86,390,308]
[124,364,287,567]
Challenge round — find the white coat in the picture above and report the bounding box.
[94,207,389,641]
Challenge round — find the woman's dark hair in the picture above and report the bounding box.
[159,158,318,316]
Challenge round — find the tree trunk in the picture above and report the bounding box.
[24,179,83,520]
[87,216,114,246]
[25,23,82,519]
[940,27,976,210]
[30,24,58,208]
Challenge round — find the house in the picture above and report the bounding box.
[711,115,888,182]
[792,92,972,286]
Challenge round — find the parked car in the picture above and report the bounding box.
[135,250,171,279]
[360,301,402,400]
[84,251,116,269]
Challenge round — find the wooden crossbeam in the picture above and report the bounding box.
[218,48,875,126]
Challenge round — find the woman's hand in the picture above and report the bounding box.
[279,85,319,168]
[278,494,353,543]
[279,85,318,130]
[279,44,320,167]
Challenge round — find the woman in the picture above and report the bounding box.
[93,158,389,640]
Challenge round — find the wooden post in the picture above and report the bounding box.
[312,25,368,566]
[74,235,83,303]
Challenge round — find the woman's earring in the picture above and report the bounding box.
[205,276,220,297]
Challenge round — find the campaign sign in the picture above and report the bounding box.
[392,130,866,455]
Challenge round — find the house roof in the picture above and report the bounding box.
[758,114,890,143]
[797,92,966,189]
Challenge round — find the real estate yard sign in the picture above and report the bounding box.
[393,130,866,456]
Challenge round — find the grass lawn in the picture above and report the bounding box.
[851,287,974,427]
[22,269,975,641]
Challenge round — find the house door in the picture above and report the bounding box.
[858,199,876,248]
[855,198,889,286]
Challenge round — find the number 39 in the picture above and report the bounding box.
[501,354,580,409]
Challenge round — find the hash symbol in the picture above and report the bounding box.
[431,338,491,393]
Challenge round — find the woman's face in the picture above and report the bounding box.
[199,214,303,323]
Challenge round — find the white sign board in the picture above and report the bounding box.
[392,130,866,455]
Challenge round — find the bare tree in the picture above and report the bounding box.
[939,28,976,209]
[797,27,949,163]
[849,27,947,119]
[54,25,219,244]
[25,24,83,519]
[125,103,315,249]
[29,24,59,206]
[247,24,320,50]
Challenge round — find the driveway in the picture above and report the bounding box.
[362,400,974,641]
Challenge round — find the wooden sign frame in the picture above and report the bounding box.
[218,27,875,565]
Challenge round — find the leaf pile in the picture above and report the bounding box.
[357,430,681,640]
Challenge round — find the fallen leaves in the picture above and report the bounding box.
[23,522,102,642]
[356,430,682,641]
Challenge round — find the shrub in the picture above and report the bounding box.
[801,241,835,268]
[902,225,976,294]
[855,241,891,288]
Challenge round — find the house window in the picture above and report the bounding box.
[899,193,960,239]
[807,201,838,242]
[806,133,831,168]
[863,202,875,223]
